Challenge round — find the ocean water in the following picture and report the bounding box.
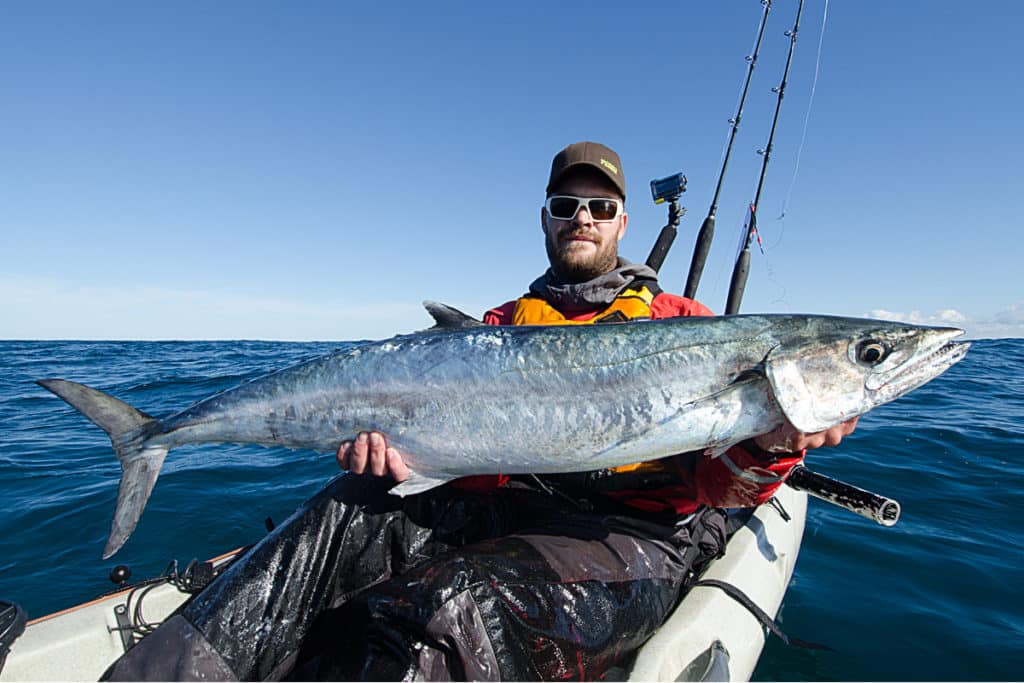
[0,338,1021,681]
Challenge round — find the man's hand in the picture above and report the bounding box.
[336,431,410,482]
[753,416,859,454]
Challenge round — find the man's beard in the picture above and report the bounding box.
[545,233,620,283]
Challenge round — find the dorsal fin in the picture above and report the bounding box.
[423,301,486,329]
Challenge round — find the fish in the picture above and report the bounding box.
[37,302,969,558]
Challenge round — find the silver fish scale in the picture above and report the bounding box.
[318,319,778,476]
[152,317,778,474]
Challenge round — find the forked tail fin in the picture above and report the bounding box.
[36,379,168,558]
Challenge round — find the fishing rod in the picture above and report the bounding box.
[696,1,901,527]
[724,0,804,315]
[645,1,773,276]
[683,0,772,299]
[642,1,898,526]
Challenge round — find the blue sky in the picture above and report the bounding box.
[2,1,1022,340]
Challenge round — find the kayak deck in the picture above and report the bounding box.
[1,580,192,681]
[1,486,806,682]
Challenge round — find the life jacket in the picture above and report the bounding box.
[511,281,661,325]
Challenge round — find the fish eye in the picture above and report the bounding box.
[856,340,889,365]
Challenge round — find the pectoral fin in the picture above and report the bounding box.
[389,470,457,497]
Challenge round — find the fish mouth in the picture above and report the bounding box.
[871,327,970,399]
[912,329,970,374]
[935,338,971,366]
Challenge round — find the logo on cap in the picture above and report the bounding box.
[600,159,618,175]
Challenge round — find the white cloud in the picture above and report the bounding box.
[867,308,966,325]
[974,303,1024,340]
[866,304,1024,340]
[0,276,428,340]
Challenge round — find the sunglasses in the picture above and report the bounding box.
[545,195,624,222]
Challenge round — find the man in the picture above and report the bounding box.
[106,142,855,681]
[341,142,853,515]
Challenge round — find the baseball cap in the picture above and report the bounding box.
[546,141,626,198]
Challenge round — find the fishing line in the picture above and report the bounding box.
[762,0,828,310]
[682,0,773,300]
[646,1,772,279]
[715,1,773,175]
[769,0,830,251]
[712,214,748,306]
[694,2,770,307]
[725,0,805,315]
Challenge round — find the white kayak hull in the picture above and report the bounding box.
[2,580,191,681]
[1,486,806,682]
[628,484,806,681]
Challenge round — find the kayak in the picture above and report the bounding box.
[625,484,806,681]
[0,548,243,682]
[0,485,806,682]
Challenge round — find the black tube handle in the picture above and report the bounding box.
[787,465,901,526]
[645,199,683,273]
[683,215,716,299]
[725,247,750,314]
[645,225,677,273]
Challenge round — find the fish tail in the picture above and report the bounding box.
[36,379,168,558]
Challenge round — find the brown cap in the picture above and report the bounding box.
[546,141,626,198]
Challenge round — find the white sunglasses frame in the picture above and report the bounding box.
[544,195,624,222]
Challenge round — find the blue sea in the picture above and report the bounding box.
[0,338,1021,681]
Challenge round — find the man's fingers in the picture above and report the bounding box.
[338,432,410,482]
[819,417,858,447]
[336,441,352,470]
[787,432,812,452]
[348,432,369,473]
[793,416,860,451]
[753,423,795,453]
[756,414,860,453]
[387,447,410,482]
[369,432,387,476]
[792,431,829,451]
